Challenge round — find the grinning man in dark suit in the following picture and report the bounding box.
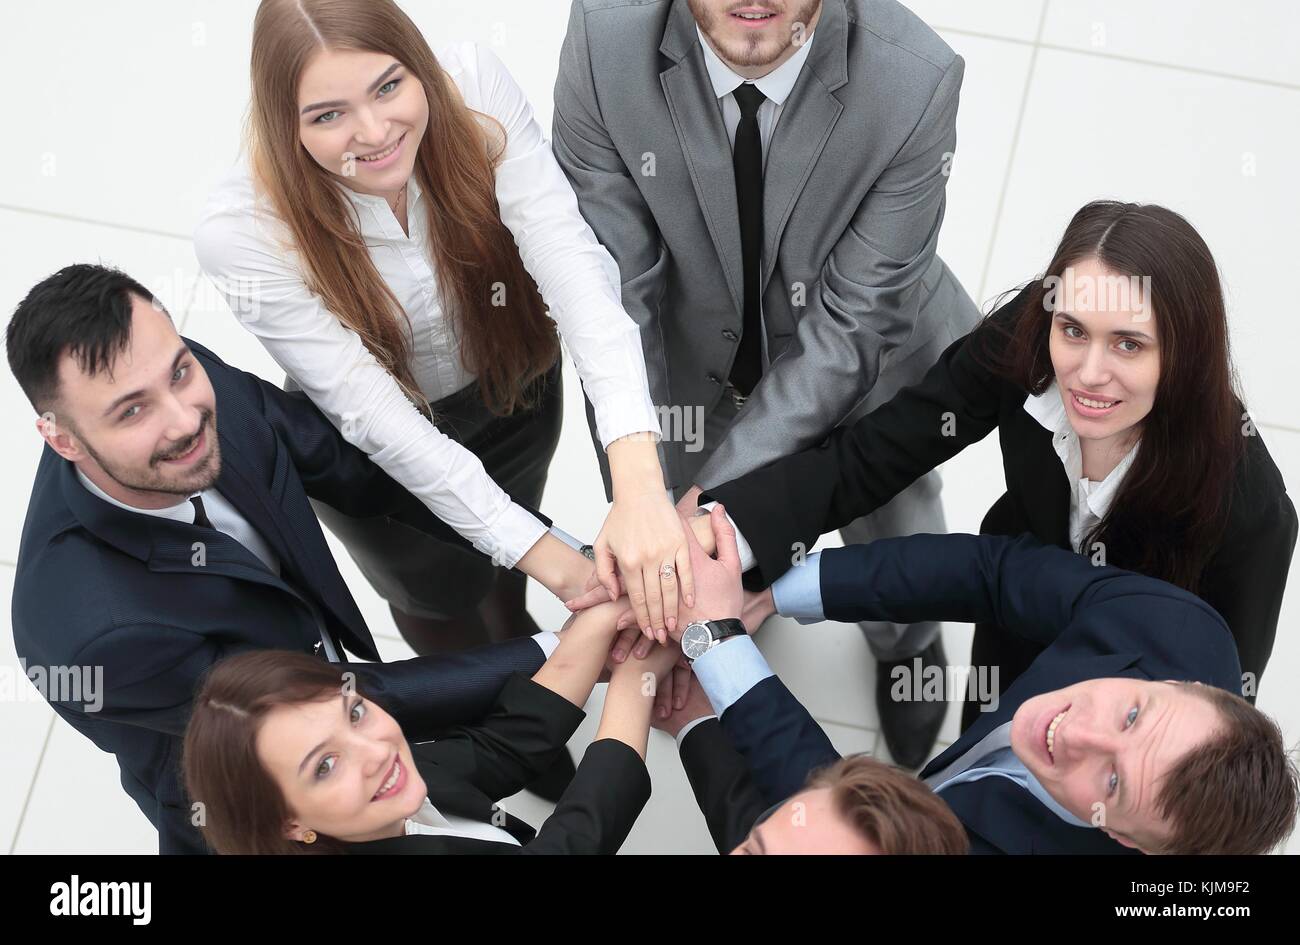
[6,264,602,854]
[655,506,1297,854]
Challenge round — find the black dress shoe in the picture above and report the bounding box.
[524,746,577,803]
[875,636,949,770]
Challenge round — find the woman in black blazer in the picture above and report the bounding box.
[182,600,674,854]
[700,201,1296,729]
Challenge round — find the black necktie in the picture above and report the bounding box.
[729,82,767,396]
[189,494,214,530]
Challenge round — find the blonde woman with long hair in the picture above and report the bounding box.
[195,0,692,685]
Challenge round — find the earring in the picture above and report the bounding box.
[301,829,317,844]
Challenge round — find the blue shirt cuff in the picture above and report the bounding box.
[691,635,774,716]
[770,552,824,624]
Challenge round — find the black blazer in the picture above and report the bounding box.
[705,285,1296,694]
[11,339,551,855]
[677,718,770,854]
[709,533,1242,854]
[346,674,651,855]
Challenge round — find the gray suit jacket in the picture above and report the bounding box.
[554,0,980,494]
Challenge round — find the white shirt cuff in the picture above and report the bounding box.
[698,501,758,573]
[531,631,560,659]
[486,504,551,570]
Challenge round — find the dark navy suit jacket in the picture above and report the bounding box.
[11,339,549,854]
[709,533,1243,854]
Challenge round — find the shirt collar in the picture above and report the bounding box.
[339,174,422,212]
[695,24,815,105]
[1022,383,1139,518]
[404,796,452,833]
[988,746,1094,830]
[1022,383,1069,434]
[75,467,201,525]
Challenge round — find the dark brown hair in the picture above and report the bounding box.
[978,201,1244,593]
[183,650,361,855]
[1152,683,1298,855]
[807,754,968,854]
[247,0,558,417]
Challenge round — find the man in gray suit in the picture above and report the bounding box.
[553,0,980,766]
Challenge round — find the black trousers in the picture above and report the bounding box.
[290,363,563,620]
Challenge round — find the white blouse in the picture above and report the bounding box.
[1022,383,1139,555]
[403,795,520,847]
[193,41,659,568]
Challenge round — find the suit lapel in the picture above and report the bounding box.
[759,0,847,291]
[211,430,379,660]
[1005,408,1072,546]
[660,0,750,317]
[419,761,536,846]
[658,1,851,307]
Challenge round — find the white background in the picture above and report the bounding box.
[1,0,1297,854]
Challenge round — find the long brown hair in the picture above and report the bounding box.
[183,650,361,855]
[247,0,558,416]
[977,201,1244,592]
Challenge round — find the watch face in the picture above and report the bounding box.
[681,623,712,661]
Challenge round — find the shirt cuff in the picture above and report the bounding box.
[484,503,550,570]
[698,501,758,573]
[691,635,774,716]
[770,551,824,625]
[593,390,662,451]
[674,714,718,750]
[531,631,560,659]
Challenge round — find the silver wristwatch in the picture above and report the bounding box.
[680,618,747,662]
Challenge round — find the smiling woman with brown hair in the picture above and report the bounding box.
[700,201,1297,728]
[182,600,677,855]
[193,0,692,678]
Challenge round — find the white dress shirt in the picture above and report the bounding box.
[194,41,660,569]
[696,26,816,163]
[75,469,281,573]
[1021,383,1140,554]
[695,27,815,372]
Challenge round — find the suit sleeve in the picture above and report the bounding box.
[371,665,570,778]
[678,717,770,853]
[521,738,651,855]
[719,676,840,808]
[64,628,547,744]
[1196,486,1297,696]
[200,345,552,550]
[703,289,1026,587]
[694,57,966,491]
[67,625,250,737]
[552,2,673,455]
[817,532,1231,654]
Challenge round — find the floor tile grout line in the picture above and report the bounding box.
[974,3,1050,304]
[0,203,192,242]
[1036,39,1300,92]
[8,714,56,855]
[931,25,1300,92]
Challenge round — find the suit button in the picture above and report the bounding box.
[706,373,722,385]
[722,329,738,341]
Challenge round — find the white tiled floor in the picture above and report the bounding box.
[2,1,1297,854]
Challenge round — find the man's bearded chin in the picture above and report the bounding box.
[693,2,819,68]
[83,409,222,497]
